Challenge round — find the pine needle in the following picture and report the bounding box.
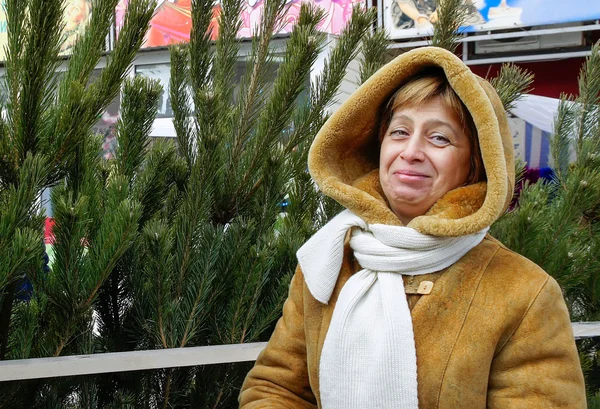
[115,76,163,179]
[574,41,600,155]
[430,0,469,53]
[551,95,575,182]
[359,28,390,85]
[490,63,534,112]
[169,44,194,166]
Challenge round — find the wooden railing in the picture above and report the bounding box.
[0,322,598,382]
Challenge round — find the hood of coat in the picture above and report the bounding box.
[308,47,514,237]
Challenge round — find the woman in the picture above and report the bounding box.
[239,47,586,408]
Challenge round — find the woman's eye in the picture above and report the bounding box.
[430,133,451,146]
[390,129,409,138]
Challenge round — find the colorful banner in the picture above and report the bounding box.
[0,1,8,61]
[0,0,93,61]
[115,0,361,48]
[383,0,600,40]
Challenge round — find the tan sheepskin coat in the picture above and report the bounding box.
[239,47,587,408]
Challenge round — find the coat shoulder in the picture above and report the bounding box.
[480,235,551,288]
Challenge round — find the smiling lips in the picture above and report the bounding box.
[393,170,430,181]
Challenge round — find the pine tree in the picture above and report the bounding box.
[0,0,390,407]
[490,42,600,402]
[106,0,390,405]
[0,0,157,406]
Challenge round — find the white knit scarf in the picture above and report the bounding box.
[296,209,488,409]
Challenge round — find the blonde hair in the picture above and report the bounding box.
[380,68,486,184]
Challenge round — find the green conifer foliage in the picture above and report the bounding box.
[430,0,468,53]
[491,42,600,400]
[0,0,157,406]
[0,0,386,405]
[117,0,389,405]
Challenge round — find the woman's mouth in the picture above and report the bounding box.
[394,170,429,181]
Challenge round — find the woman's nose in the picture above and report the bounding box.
[400,133,426,162]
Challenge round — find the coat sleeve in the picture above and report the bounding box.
[487,276,587,409]
[239,267,317,409]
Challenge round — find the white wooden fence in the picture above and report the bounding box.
[0,322,599,383]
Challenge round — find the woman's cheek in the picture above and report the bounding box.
[381,141,403,167]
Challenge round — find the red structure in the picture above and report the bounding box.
[470,57,585,98]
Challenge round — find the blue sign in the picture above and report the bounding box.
[384,0,600,40]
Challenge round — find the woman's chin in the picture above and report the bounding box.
[388,195,435,222]
[387,188,433,207]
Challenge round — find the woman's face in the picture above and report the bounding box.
[379,96,472,225]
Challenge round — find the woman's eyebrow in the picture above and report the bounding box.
[389,114,413,124]
[390,115,460,135]
[423,118,459,134]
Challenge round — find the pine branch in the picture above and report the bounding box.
[49,0,157,179]
[310,5,373,115]
[284,6,374,155]
[237,250,274,343]
[178,226,223,347]
[140,219,174,348]
[228,3,327,218]
[0,114,15,188]
[8,0,63,166]
[51,181,142,357]
[4,0,27,105]
[0,154,47,241]
[211,0,244,121]
[46,185,92,354]
[65,131,104,201]
[551,96,575,182]
[63,0,121,86]
[46,0,122,167]
[490,63,534,112]
[169,163,214,303]
[0,156,46,363]
[0,227,43,297]
[83,198,141,308]
[5,297,41,360]
[574,41,600,158]
[430,0,468,53]
[359,28,389,85]
[132,142,184,225]
[46,82,87,184]
[47,132,141,357]
[169,45,194,166]
[204,0,246,201]
[115,76,163,179]
[231,0,289,163]
[82,0,156,127]
[577,41,600,111]
[1,0,28,182]
[0,225,41,359]
[189,0,216,143]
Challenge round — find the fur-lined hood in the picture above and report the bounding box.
[308,47,514,237]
